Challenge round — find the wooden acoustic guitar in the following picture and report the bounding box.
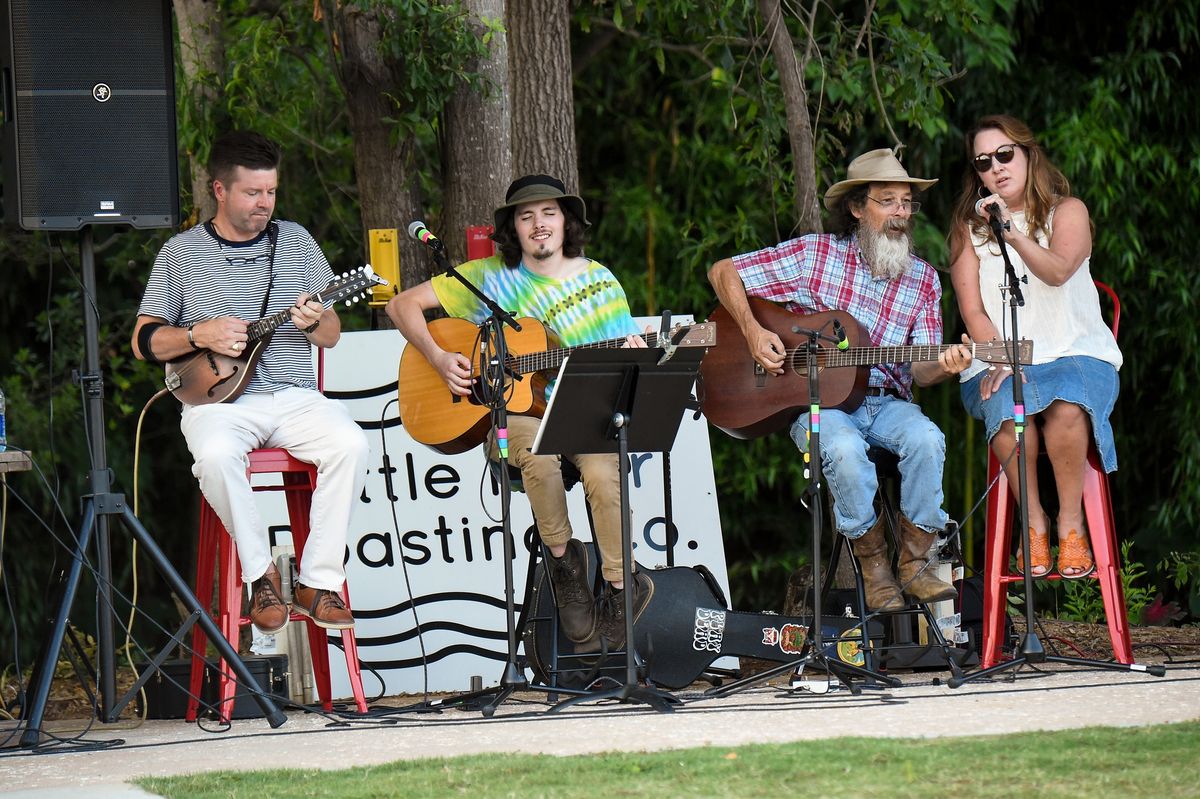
[699,297,1033,439]
[163,265,387,406]
[397,317,717,454]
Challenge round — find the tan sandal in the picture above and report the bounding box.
[1057,529,1095,579]
[1015,527,1051,577]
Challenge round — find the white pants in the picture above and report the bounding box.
[180,387,369,590]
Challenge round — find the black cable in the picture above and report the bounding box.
[377,397,431,704]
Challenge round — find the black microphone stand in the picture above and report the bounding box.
[708,322,899,698]
[406,233,578,717]
[948,210,1165,687]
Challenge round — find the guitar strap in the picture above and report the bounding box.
[258,220,280,319]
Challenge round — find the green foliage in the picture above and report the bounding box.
[1057,541,1157,625]
[573,0,1016,609]
[360,0,491,131]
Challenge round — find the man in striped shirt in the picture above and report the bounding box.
[709,149,973,611]
[132,131,368,632]
[388,175,650,649]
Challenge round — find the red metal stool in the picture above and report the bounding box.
[186,448,369,721]
[980,280,1130,667]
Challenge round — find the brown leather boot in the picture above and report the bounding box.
[850,518,904,611]
[547,539,598,643]
[248,565,289,634]
[897,517,957,603]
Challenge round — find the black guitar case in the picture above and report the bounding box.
[523,564,882,690]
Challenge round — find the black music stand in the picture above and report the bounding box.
[533,346,704,713]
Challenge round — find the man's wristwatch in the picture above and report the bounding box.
[187,324,200,349]
[301,320,321,334]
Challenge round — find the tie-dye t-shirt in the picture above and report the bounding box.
[431,255,640,346]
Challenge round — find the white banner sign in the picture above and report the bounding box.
[256,324,727,696]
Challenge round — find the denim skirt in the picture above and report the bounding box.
[960,355,1119,472]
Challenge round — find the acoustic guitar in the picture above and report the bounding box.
[700,297,1033,439]
[163,265,387,406]
[397,317,717,454]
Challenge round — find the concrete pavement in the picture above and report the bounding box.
[2,663,1197,795]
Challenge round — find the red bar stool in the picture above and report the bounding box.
[980,280,1131,667]
[186,448,369,720]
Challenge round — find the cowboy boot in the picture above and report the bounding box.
[850,517,904,611]
[897,516,957,603]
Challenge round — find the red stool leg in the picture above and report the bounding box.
[336,583,368,713]
[1083,449,1133,663]
[186,501,220,722]
[283,468,337,711]
[982,453,1014,669]
[213,530,243,723]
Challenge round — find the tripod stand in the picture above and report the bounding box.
[707,320,899,698]
[947,211,1165,688]
[20,227,286,747]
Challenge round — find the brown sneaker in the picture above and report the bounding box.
[293,583,355,630]
[248,566,289,634]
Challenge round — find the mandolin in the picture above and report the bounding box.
[163,265,387,405]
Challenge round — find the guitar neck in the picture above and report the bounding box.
[815,343,953,367]
[511,330,668,374]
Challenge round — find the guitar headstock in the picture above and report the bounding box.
[319,264,389,308]
[667,321,718,347]
[976,338,1034,365]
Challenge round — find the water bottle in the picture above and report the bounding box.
[0,384,6,452]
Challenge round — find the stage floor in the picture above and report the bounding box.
[3,663,1198,795]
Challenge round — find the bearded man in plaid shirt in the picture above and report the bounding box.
[709,149,974,612]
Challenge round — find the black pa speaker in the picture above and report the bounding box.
[0,0,178,230]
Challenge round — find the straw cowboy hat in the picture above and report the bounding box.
[492,174,590,234]
[822,149,937,210]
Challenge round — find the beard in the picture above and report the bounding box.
[858,219,913,280]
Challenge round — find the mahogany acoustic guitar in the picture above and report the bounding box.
[163,265,387,406]
[699,297,1032,439]
[397,317,717,455]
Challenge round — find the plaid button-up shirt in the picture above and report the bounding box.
[732,233,944,398]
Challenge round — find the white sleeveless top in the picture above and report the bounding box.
[960,208,1122,382]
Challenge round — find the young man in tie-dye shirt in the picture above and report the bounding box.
[388,174,652,649]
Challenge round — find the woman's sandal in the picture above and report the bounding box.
[1015,527,1051,577]
[1057,529,1096,579]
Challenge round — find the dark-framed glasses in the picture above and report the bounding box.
[222,252,270,266]
[972,143,1020,172]
[866,196,921,214]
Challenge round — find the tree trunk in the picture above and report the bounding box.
[324,4,428,292]
[758,0,822,235]
[172,0,224,225]
[506,0,578,191]
[442,0,511,264]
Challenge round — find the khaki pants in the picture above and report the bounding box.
[488,415,630,583]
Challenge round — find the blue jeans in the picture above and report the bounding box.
[789,395,949,539]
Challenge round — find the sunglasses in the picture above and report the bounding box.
[972,143,1020,172]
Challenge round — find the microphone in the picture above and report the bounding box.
[832,318,849,351]
[408,220,445,252]
[974,197,1000,218]
[974,197,1010,233]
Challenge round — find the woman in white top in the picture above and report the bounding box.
[950,114,1122,580]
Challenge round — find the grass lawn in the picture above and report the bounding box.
[137,720,1200,798]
